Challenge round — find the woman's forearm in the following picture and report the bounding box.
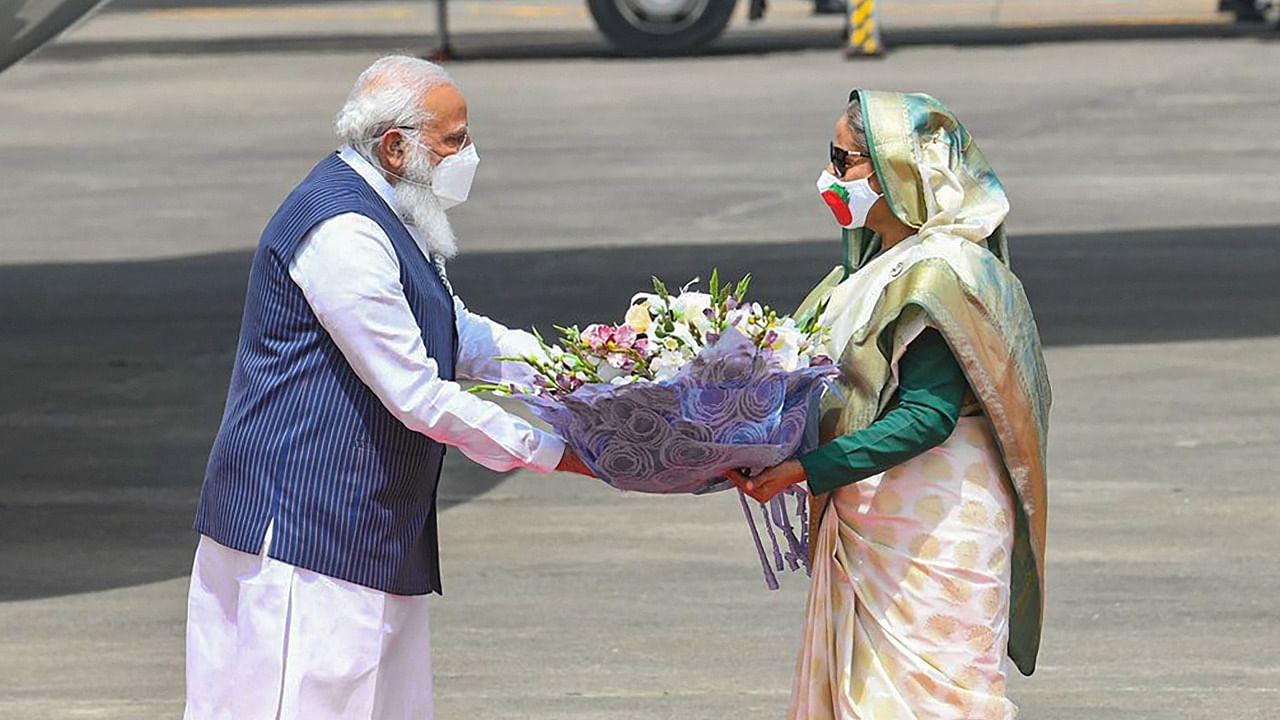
[798,330,967,495]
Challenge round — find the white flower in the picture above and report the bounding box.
[727,302,766,333]
[650,350,687,382]
[669,322,700,352]
[631,292,667,315]
[680,294,715,333]
[671,291,712,325]
[768,326,805,371]
[609,375,639,387]
[597,363,626,383]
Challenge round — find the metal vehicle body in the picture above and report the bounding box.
[1,0,108,74]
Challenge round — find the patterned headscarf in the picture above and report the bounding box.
[843,89,1011,272]
[800,90,1051,676]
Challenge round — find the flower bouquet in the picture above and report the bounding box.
[473,271,835,587]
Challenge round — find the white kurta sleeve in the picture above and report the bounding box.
[288,213,565,473]
[453,296,548,388]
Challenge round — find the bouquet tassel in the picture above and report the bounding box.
[739,485,813,590]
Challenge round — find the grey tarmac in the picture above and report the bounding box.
[0,6,1277,719]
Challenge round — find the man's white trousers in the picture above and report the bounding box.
[183,526,434,720]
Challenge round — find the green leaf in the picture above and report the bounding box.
[688,322,703,344]
[467,383,515,396]
[804,297,832,333]
[709,268,720,299]
[652,276,670,300]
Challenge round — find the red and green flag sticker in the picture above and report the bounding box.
[820,183,853,226]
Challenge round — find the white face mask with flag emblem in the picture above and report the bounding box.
[816,170,881,229]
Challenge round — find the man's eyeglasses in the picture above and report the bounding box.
[392,125,472,156]
[830,142,872,178]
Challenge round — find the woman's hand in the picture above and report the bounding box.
[725,460,808,503]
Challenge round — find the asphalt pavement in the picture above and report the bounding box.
[0,4,1278,719]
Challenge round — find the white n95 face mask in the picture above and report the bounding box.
[816,169,881,229]
[431,143,479,210]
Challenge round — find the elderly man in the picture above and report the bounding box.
[185,55,588,719]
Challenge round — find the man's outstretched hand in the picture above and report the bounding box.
[556,448,595,477]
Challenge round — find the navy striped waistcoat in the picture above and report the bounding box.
[196,153,458,595]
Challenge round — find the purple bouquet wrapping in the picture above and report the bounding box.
[520,330,838,588]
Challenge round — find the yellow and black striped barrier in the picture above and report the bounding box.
[846,0,884,57]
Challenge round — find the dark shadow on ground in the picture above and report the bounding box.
[449,224,1280,347]
[1,222,1276,601]
[31,20,1273,63]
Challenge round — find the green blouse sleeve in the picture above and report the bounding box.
[798,329,968,495]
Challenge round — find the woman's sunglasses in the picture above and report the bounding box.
[830,142,872,178]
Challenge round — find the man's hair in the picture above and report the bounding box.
[334,55,455,153]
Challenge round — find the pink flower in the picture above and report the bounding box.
[612,324,638,349]
[581,324,613,351]
[811,354,834,367]
[634,337,652,357]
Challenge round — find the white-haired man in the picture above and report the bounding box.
[185,55,589,719]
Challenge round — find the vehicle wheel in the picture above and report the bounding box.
[1263,0,1280,27]
[587,0,738,56]
[1230,0,1266,21]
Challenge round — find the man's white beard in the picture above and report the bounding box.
[393,144,458,262]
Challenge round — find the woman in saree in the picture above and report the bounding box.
[729,90,1051,719]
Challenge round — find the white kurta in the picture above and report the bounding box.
[185,146,563,720]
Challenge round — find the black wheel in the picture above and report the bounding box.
[587,0,738,56]
[1229,0,1267,21]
